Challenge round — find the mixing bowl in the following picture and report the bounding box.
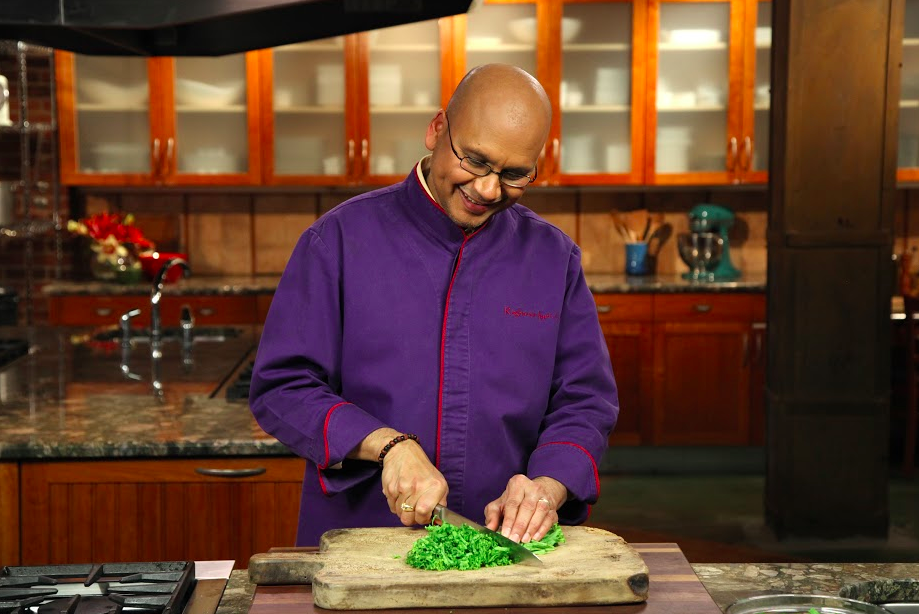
[677,231,723,278]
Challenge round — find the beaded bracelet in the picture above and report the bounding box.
[378,433,418,467]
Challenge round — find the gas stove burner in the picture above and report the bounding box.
[0,563,195,614]
[225,361,254,401]
[0,339,28,368]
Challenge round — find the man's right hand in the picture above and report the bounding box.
[349,427,448,527]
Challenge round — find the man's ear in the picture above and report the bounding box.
[424,110,446,152]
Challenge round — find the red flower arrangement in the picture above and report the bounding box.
[68,212,155,283]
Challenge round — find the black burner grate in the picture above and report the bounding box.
[225,361,254,401]
[0,562,195,614]
[0,339,28,368]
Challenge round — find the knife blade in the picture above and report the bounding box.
[430,504,543,567]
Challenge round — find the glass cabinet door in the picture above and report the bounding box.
[901,0,919,175]
[466,3,538,80]
[560,2,633,176]
[271,36,348,178]
[72,56,151,175]
[655,1,732,176]
[750,0,771,174]
[367,19,442,177]
[172,55,250,176]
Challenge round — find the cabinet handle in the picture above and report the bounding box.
[151,138,161,176]
[165,137,175,176]
[195,467,267,478]
[692,303,712,313]
[597,304,612,313]
[347,139,355,175]
[552,138,560,175]
[361,138,368,164]
[742,136,752,171]
[741,332,750,367]
[95,307,113,317]
[197,307,216,317]
[753,329,764,364]
[726,137,738,171]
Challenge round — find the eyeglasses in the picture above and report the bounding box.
[444,113,537,188]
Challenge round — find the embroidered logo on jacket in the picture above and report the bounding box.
[504,306,559,321]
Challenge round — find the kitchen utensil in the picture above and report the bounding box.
[430,504,543,567]
[677,231,723,281]
[248,526,649,609]
[726,593,890,614]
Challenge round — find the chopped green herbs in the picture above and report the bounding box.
[405,523,565,571]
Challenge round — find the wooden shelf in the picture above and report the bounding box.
[658,42,728,51]
[273,105,346,113]
[76,104,148,112]
[369,105,439,114]
[656,104,727,112]
[175,105,247,113]
[563,43,631,52]
[562,104,631,113]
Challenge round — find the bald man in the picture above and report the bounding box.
[250,64,619,547]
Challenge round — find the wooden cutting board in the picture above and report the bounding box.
[248,526,649,610]
[248,542,722,614]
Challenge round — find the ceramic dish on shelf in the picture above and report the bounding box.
[77,78,148,106]
[182,147,239,173]
[89,142,148,171]
[666,28,722,45]
[725,593,889,614]
[175,78,245,107]
[508,16,581,44]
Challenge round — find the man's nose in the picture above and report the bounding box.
[474,172,502,202]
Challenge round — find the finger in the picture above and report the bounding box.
[508,496,543,543]
[483,499,503,531]
[530,511,557,543]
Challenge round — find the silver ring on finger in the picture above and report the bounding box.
[400,502,414,512]
[537,497,551,507]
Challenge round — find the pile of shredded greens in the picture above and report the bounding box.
[405,523,565,571]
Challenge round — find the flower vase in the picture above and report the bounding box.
[90,252,142,285]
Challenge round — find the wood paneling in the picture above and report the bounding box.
[0,463,19,565]
[20,458,304,568]
[253,195,318,275]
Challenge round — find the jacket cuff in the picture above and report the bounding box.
[315,402,388,496]
[527,441,601,524]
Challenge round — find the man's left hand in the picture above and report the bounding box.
[483,475,568,543]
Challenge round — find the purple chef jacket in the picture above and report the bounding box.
[250,167,619,546]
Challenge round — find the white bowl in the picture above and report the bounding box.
[90,143,148,171]
[561,17,582,43]
[182,147,239,173]
[508,17,537,44]
[175,78,245,107]
[507,17,581,45]
[78,78,148,106]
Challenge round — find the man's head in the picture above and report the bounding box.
[423,64,551,232]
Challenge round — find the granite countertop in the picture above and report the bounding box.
[216,562,919,614]
[41,273,768,297]
[0,326,291,460]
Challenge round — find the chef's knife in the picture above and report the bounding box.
[430,504,544,567]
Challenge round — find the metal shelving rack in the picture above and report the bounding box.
[0,40,62,325]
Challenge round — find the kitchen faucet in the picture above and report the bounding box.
[150,257,190,359]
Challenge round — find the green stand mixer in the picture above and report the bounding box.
[679,204,741,281]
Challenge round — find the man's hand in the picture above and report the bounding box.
[483,475,568,543]
[351,428,448,527]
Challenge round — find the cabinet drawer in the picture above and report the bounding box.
[49,295,149,326]
[652,294,754,321]
[161,295,258,325]
[594,294,653,321]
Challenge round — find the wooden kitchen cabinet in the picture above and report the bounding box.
[56,51,262,186]
[596,294,654,445]
[646,0,769,186]
[47,294,260,326]
[598,292,765,446]
[19,457,304,568]
[651,293,758,444]
[260,17,452,186]
[0,462,19,565]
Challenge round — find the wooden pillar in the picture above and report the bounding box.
[765,0,901,537]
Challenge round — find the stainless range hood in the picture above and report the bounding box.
[0,0,475,56]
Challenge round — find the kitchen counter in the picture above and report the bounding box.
[0,325,290,460]
[216,562,919,613]
[41,273,768,297]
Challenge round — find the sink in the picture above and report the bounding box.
[92,326,243,344]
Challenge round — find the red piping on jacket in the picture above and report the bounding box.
[317,401,351,495]
[534,441,602,498]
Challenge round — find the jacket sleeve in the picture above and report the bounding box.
[526,245,619,524]
[249,228,388,495]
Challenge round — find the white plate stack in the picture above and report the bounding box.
[595,68,629,106]
[656,126,691,173]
